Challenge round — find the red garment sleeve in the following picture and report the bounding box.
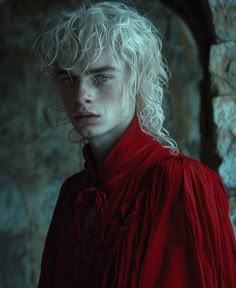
[140,156,236,288]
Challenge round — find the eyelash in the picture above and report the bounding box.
[59,74,112,87]
[92,74,112,84]
[98,74,110,81]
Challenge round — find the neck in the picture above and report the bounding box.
[88,117,134,166]
[89,137,116,166]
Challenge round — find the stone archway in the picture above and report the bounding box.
[159,0,218,169]
[139,1,203,160]
[139,0,218,168]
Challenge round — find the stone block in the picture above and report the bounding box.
[219,155,236,188]
[209,42,236,95]
[229,195,236,214]
[216,132,236,159]
[208,0,236,41]
[213,96,236,188]
[213,96,236,133]
[230,213,236,235]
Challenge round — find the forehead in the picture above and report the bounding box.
[56,48,123,75]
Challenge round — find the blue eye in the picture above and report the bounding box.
[96,74,110,82]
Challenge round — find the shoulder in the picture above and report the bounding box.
[56,169,87,202]
[61,169,87,188]
[153,151,223,186]
[146,152,236,285]
[144,141,221,184]
[146,150,228,215]
[147,150,232,236]
[155,152,230,226]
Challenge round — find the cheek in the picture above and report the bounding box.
[98,87,118,106]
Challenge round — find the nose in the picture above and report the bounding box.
[74,78,92,104]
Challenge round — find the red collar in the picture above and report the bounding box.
[83,115,168,187]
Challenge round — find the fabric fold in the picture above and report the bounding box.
[38,115,236,288]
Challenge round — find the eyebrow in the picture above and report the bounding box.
[55,66,119,77]
[88,66,119,74]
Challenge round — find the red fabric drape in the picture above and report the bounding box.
[38,116,236,288]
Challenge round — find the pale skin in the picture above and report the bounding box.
[55,49,136,166]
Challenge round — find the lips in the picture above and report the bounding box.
[73,112,100,124]
[75,112,100,117]
[76,112,99,117]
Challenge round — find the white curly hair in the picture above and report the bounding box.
[34,1,177,150]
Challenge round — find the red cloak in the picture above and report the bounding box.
[38,116,236,287]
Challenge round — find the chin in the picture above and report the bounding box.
[75,128,100,139]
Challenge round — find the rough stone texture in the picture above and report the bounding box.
[219,156,236,188]
[229,194,236,235]
[213,96,236,188]
[213,96,236,138]
[208,0,236,41]
[209,42,236,95]
[208,0,236,234]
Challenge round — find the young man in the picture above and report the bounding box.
[35,2,236,287]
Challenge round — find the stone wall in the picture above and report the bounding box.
[0,2,83,287]
[208,0,236,234]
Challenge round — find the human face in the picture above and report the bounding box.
[54,49,135,144]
